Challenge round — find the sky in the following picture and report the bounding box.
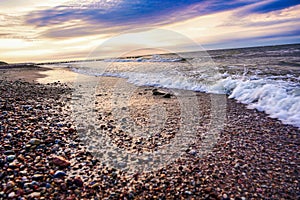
[1,0,300,63]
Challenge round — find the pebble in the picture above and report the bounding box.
[90,182,100,188]
[52,156,71,167]
[185,190,192,195]
[8,192,15,198]
[6,155,15,162]
[29,138,41,145]
[222,194,230,200]
[0,159,4,167]
[73,176,84,187]
[163,93,171,98]
[7,181,15,188]
[4,150,15,155]
[0,77,298,199]
[29,192,41,198]
[152,89,166,95]
[53,171,67,178]
[189,149,197,156]
[32,174,44,180]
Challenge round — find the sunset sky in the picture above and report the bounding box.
[1,0,300,63]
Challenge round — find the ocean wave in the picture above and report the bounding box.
[223,78,300,127]
[70,63,300,128]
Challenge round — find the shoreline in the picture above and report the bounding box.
[0,65,49,82]
[0,65,78,84]
[0,66,299,199]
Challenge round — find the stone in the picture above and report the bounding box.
[152,89,166,96]
[4,150,15,155]
[7,181,15,188]
[52,156,71,167]
[68,127,75,133]
[53,171,67,178]
[185,191,192,195]
[8,162,19,168]
[45,183,51,188]
[234,163,240,168]
[163,93,172,98]
[222,194,230,200]
[189,149,197,156]
[32,174,44,181]
[29,138,41,145]
[0,159,4,167]
[204,187,212,193]
[29,192,41,198]
[73,176,84,187]
[8,192,15,198]
[17,154,25,161]
[91,182,100,188]
[6,155,15,162]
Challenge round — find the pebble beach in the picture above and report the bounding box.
[0,67,299,199]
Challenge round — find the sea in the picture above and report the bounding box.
[59,43,300,128]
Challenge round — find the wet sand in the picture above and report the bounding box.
[0,66,49,82]
[0,66,299,199]
[0,65,77,84]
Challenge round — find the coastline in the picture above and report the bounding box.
[0,66,299,199]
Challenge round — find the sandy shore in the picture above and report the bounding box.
[0,66,299,199]
[0,65,77,84]
[0,66,49,82]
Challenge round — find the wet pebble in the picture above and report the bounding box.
[8,192,15,198]
[51,155,71,167]
[6,155,15,162]
[29,138,41,145]
[53,171,67,179]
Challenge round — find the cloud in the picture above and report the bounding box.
[26,0,261,38]
[219,4,300,28]
[205,30,300,50]
[0,14,38,40]
[165,4,300,49]
[248,0,300,13]
[27,0,200,27]
[1,0,300,62]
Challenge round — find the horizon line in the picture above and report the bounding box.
[4,42,300,65]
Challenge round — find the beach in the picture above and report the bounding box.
[0,66,299,199]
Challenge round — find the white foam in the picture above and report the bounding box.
[228,79,300,127]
